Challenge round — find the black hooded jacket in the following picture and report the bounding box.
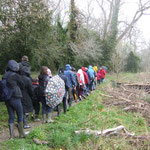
[20,65,33,113]
[3,60,24,99]
[19,61,31,76]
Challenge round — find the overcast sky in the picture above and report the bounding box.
[74,0,150,42]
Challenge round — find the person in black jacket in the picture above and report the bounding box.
[19,56,32,81]
[20,66,33,129]
[57,68,69,115]
[31,78,41,121]
[3,60,26,139]
[38,66,53,123]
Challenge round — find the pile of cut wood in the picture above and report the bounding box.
[101,82,150,125]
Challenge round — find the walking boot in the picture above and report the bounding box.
[34,115,40,122]
[68,98,73,107]
[23,114,31,129]
[47,113,54,123]
[9,123,14,139]
[17,122,26,138]
[42,114,47,124]
[57,105,61,117]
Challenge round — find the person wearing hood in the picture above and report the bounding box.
[64,64,76,107]
[19,56,32,80]
[97,68,101,84]
[20,66,33,129]
[3,60,26,139]
[82,67,89,96]
[92,66,97,90]
[87,65,95,91]
[38,66,53,123]
[71,67,80,102]
[100,67,106,83]
[77,69,85,100]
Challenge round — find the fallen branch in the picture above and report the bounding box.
[74,125,150,141]
[99,93,113,98]
[75,125,127,136]
[109,132,150,140]
[33,138,49,145]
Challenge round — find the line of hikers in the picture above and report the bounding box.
[0,56,106,139]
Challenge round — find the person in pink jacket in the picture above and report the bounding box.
[97,68,101,84]
[77,69,85,100]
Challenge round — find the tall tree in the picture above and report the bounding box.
[125,51,141,73]
[100,0,120,69]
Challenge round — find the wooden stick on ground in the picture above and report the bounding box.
[75,125,126,136]
[99,93,113,98]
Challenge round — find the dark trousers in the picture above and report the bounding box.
[32,100,40,115]
[62,97,67,113]
[56,97,67,116]
[97,80,100,84]
[41,101,52,114]
[68,88,73,106]
[5,98,23,124]
[40,96,52,114]
[89,81,94,91]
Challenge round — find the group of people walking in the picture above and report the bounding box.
[1,56,106,139]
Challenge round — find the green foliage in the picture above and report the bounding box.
[125,51,141,73]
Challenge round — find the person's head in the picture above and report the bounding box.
[71,67,76,72]
[47,68,52,77]
[88,65,93,69]
[22,56,28,61]
[58,68,64,74]
[40,66,48,75]
[82,67,86,72]
[6,60,19,72]
[65,64,72,71]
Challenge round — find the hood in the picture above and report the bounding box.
[6,60,19,72]
[82,67,86,72]
[77,69,83,74]
[102,66,107,71]
[21,61,30,67]
[88,65,93,70]
[93,66,98,72]
[65,64,72,71]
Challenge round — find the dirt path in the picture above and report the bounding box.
[0,112,57,143]
[0,100,79,143]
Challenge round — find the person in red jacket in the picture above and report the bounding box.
[100,67,106,83]
[82,67,89,96]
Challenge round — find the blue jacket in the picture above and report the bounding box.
[64,64,76,88]
[87,65,95,84]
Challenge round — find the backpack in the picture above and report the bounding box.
[0,72,15,102]
[88,70,94,81]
